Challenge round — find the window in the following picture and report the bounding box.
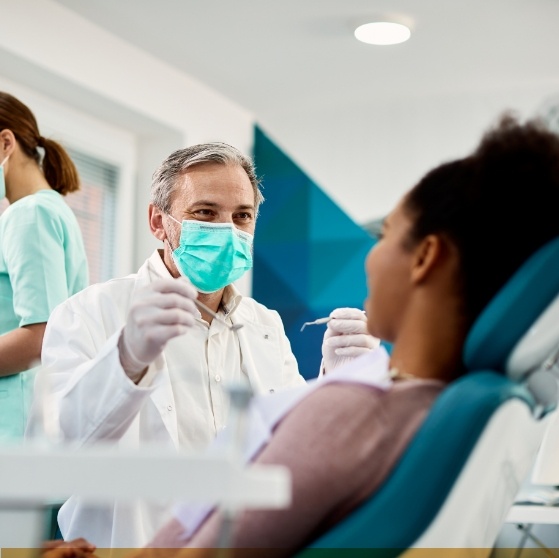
[65,149,118,284]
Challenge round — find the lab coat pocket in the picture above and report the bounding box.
[237,322,283,395]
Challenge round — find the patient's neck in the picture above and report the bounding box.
[389,293,467,384]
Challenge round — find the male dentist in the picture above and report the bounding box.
[29,143,376,548]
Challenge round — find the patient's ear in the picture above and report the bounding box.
[410,234,445,284]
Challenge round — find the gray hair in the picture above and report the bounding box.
[151,142,264,214]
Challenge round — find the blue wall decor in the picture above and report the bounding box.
[253,127,377,378]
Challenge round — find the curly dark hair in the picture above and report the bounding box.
[403,114,559,326]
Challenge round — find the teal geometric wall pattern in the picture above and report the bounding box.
[253,126,377,379]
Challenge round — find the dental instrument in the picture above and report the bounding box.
[300,317,332,331]
[193,297,244,331]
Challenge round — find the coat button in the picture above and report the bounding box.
[264,334,269,339]
[269,389,275,394]
[215,374,221,382]
[167,405,173,411]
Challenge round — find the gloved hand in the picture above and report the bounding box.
[119,277,198,382]
[321,307,380,374]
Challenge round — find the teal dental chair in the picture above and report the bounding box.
[297,236,559,557]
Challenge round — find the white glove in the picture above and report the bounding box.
[321,307,380,374]
[119,277,198,382]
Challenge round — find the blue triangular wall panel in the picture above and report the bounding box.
[253,126,376,378]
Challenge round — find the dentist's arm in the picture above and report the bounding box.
[32,277,199,444]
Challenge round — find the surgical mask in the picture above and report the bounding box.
[0,156,8,200]
[167,216,253,293]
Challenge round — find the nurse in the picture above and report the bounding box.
[0,91,88,442]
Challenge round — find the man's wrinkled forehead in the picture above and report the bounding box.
[170,162,255,207]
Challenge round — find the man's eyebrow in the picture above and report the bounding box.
[187,201,255,211]
[189,200,220,208]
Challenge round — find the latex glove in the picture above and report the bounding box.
[119,277,198,382]
[321,307,380,374]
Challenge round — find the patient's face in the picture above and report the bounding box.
[364,199,414,342]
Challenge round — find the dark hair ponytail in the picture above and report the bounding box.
[0,91,80,196]
[38,136,80,195]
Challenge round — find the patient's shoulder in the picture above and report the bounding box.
[388,378,445,406]
[300,379,444,417]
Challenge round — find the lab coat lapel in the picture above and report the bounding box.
[232,305,283,396]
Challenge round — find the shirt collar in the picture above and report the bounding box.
[148,250,173,279]
[221,284,243,316]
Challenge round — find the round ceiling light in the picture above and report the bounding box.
[354,22,411,45]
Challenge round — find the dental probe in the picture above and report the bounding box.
[193,297,244,331]
[300,309,367,331]
[300,316,332,331]
[180,276,243,331]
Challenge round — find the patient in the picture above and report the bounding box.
[139,116,559,556]
[70,116,559,556]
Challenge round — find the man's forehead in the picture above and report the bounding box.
[170,163,255,207]
[180,160,246,177]
[178,162,249,184]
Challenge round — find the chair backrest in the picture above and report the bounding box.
[296,236,559,557]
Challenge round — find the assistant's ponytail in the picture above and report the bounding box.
[39,136,80,195]
[0,91,80,196]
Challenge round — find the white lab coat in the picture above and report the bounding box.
[29,251,306,548]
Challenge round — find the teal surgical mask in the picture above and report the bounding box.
[0,156,8,200]
[167,216,253,293]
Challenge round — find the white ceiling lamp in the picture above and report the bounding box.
[354,21,411,46]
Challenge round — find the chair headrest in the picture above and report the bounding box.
[506,292,559,410]
[463,236,559,410]
[507,292,559,379]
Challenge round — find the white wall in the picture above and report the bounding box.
[3,0,558,260]
[260,81,559,224]
[0,0,254,274]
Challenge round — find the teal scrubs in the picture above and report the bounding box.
[0,190,88,442]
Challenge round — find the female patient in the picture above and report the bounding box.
[55,115,559,558]
[142,116,559,556]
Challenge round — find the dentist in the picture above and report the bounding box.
[30,143,376,548]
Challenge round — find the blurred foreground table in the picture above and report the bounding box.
[0,443,290,549]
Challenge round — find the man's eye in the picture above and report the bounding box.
[194,209,214,216]
[235,213,253,220]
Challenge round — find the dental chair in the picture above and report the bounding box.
[296,236,559,557]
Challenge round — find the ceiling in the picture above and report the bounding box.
[52,0,559,221]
